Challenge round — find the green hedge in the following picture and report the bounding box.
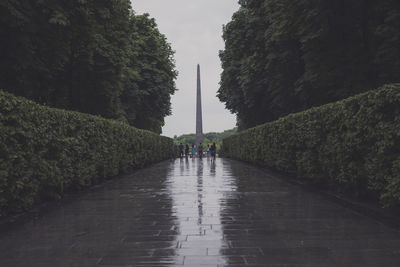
[0,90,173,215]
[221,84,400,207]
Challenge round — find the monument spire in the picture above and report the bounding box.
[196,64,203,147]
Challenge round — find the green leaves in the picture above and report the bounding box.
[222,84,400,207]
[48,10,69,25]
[0,0,177,133]
[119,13,177,134]
[0,90,173,216]
[219,0,400,130]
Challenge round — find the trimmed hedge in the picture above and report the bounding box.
[0,90,172,215]
[221,84,400,207]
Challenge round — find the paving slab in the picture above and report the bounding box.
[0,158,400,266]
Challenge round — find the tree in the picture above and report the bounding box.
[121,14,177,134]
[0,1,178,133]
[218,0,400,130]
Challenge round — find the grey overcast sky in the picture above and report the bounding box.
[130,0,239,137]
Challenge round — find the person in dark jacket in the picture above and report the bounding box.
[178,143,184,158]
[210,142,216,163]
[185,144,189,158]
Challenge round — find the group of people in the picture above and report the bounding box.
[177,142,216,162]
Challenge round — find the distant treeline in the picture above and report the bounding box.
[219,0,400,130]
[174,128,237,149]
[0,0,177,133]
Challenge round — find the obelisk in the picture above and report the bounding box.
[196,64,203,147]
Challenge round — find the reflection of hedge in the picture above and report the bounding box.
[0,90,172,215]
[221,84,400,207]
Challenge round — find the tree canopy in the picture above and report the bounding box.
[218,0,400,130]
[0,0,177,133]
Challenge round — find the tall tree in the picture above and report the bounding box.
[219,0,400,130]
[0,1,177,133]
[121,14,177,134]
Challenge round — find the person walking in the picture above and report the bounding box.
[185,144,189,158]
[191,144,196,158]
[210,142,216,163]
[206,144,210,158]
[178,143,184,158]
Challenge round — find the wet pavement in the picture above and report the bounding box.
[1,157,400,266]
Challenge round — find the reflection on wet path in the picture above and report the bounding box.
[0,158,400,266]
[171,158,237,265]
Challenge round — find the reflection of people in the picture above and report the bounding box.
[210,157,216,176]
[210,142,216,163]
[198,143,203,159]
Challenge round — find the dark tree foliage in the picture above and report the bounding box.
[0,0,176,133]
[121,14,177,134]
[219,0,400,130]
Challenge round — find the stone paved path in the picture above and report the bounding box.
[1,158,400,266]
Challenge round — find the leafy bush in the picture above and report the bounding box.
[221,84,400,207]
[0,90,172,215]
